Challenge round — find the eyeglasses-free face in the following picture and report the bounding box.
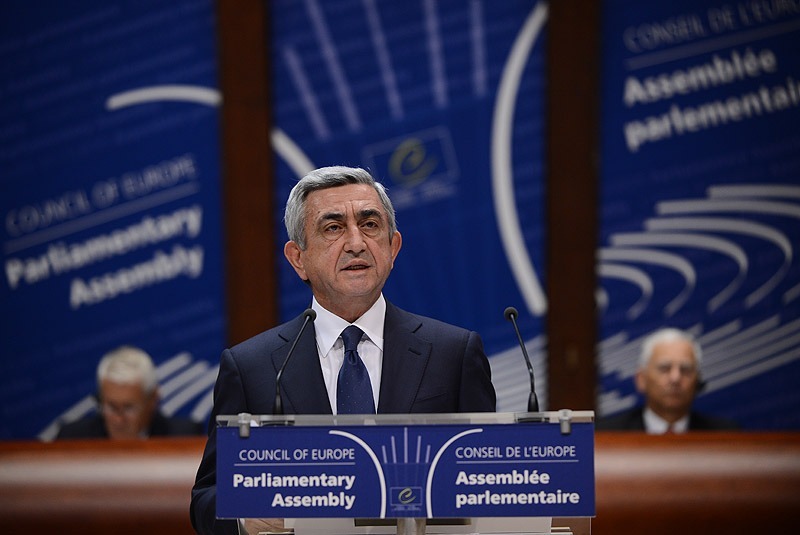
[635,338,700,421]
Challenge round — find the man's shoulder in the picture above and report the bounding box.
[228,315,304,355]
[689,411,739,430]
[151,412,205,436]
[596,407,645,430]
[386,301,472,337]
[55,414,107,439]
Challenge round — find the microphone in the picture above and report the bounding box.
[273,308,317,415]
[503,306,540,412]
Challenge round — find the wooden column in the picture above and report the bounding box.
[545,0,601,410]
[216,0,278,344]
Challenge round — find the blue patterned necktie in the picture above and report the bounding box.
[337,325,375,414]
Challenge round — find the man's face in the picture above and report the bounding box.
[635,338,699,420]
[99,379,157,439]
[284,183,401,321]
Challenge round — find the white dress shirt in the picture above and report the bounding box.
[643,407,689,434]
[311,295,385,413]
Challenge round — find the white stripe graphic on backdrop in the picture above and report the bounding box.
[599,331,630,353]
[696,319,743,349]
[283,46,331,140]
[271,128,316,178]
[490,1,548,318]
[363,0,404,120]
[105,85,221,109]
[785,284,800,303]
[162,366,219,417]
[645,217,792,307]
[469,0,488,97]
[191,376,217,423]
[155,351,193,380]
[703,317,800,384]
[160,361,209,400]
[305,0,361,130]
[706,347,800,393]
[596,264,653,320]
[658,198,800,219]
[599,332,646,379]
[598,247,696,316]
[699,317,771,355]
[423,0,448,108]
[709,184,800,199]
[656,195,800,303]
[610,232,748,312]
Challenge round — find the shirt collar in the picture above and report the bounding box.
[311,295,386,356]
[643,406,690,434]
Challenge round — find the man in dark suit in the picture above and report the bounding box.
[56,345,202,440]
[190,166,496,535]
[597,328,737,433]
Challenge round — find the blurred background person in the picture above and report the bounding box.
[56,346,202,440]
[597,328,738,434]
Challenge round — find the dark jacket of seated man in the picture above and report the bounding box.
[56,411,202,439]
[596,406,739,432]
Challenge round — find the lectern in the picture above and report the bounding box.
[216,411,595,534]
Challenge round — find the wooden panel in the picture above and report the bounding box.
[0,438,204,535]
[2,433,798,534]
[545,0,601,411]
[216,0,278,345]
[593,432,800,533]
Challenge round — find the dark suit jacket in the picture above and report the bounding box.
[596,406,739,431]
[55,411,203,439]
[190,301,496,535]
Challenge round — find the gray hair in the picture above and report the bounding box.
[96,346,158,395]
[284,166,397,250]
[638,328,703,369]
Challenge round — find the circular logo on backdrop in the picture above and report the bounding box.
[388,137,438,188]
[397,487,416,504]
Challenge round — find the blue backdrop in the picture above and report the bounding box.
[598,0,800,428]
[0,0,226,439]
[3,1,797,439]
[270,0,550,413]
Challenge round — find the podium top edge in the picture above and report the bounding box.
[216,410,595,427]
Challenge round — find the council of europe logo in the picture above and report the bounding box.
[390,486,422,511]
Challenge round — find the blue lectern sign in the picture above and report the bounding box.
[217,419,595,519]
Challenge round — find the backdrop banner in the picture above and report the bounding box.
[598,0,800,428]
[270,0,549,414]
[0,0,226,439]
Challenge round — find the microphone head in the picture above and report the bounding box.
[503,306,518,321]
[303,308,317,321]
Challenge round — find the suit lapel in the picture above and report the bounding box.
[271,319,332,414]
[378,302,430,413]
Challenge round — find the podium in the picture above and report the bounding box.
[216,411,595,534]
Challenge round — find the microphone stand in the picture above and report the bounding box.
[504,306,540,412]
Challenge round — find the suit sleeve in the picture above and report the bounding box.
[190,349,246,535]
[458,330,497,412]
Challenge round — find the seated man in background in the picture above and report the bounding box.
[56,345,202,440]
[597,328,738,434]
